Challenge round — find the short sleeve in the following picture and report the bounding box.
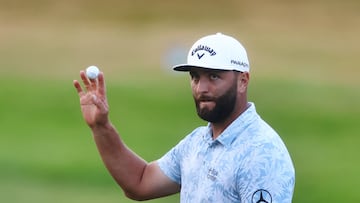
[157,138,186,185]
[236,142,295,203]
[157,127,206,186]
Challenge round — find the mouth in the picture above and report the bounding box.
[199,101,213,104]
[197,95,214,102]
[197,99,216,109]
[199,98,213,102]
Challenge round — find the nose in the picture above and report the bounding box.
[193,77,210,94]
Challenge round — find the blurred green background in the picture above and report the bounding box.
[1,0,359,202]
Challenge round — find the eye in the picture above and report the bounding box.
[189,71,199,81]
[209,73,220,80]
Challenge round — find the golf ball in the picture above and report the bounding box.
[86,65,100,79]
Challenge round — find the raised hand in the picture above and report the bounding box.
[73,70,109,128]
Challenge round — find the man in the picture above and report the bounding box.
[73,33,295,202]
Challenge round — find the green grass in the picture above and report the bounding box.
[1,75,359,202]
[0,76,190,203]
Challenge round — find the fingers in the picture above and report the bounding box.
[75,70,106,98]
[73,80,85,97]
[97,72,106,96]
[80,70,92,91]
[79,70,99,90]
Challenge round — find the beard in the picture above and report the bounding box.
[194,81,237,123]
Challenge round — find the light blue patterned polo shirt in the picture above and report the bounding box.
[157,102,295,203]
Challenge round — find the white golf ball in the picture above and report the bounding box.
[86,65,100,79]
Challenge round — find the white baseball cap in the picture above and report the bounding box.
[173,33,250,72]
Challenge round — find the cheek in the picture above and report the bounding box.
[191,84,196,95]
[191,82,203,96]
[190,80,196,90]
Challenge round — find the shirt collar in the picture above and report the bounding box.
[206,102,258,147]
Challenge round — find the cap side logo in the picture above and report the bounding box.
[191,44,216,60]
[231,60,249,68]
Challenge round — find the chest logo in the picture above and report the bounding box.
[207,168,218,181]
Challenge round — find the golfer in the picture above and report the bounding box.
[73,33,295,202]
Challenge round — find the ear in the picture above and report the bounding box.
[237,72,250,93]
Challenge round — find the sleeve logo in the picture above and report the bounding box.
[252,189,272,203]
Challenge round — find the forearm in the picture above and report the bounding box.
[91,122,147,195]
[74,72,178,199]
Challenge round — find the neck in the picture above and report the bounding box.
[211,101,249,139]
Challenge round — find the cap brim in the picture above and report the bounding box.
[173,64,247,72]
[172,64,197,72]
[173,64,232,72]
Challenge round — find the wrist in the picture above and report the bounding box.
[90,121,114,134]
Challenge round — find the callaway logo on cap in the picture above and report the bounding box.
[173,33,250,72]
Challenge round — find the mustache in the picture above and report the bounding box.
[195,95,215,102]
